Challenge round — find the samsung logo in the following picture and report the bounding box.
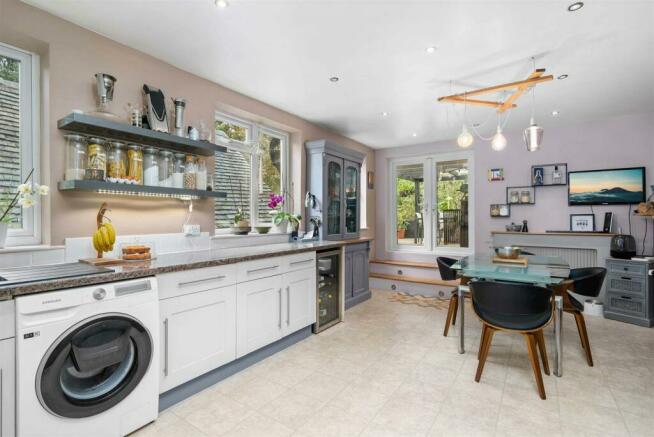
[41,298,62,305]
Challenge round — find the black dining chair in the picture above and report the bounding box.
[521,250,535,256]
[563,267,606,367]
[438,257,467,337]
[471,281,552,399]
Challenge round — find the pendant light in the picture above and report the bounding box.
[491,113,507,151]
[524,58,544,152]
[457,92,474,148]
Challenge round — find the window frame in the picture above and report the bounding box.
[0,42,41,247]
[214,111,290,234]
[387,150,474,256]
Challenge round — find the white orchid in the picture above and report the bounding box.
[0,170,49,224]
[35,184,50,196]
[18,197,35,208]
[17,183,33,195]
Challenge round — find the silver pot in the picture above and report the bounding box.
[495,246,522,259]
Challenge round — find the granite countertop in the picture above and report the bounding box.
[0,238,372,300]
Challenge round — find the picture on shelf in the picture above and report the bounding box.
[570,214,595,232]
[532,167,544,186]
[490,204,510,217]
[488,168,504,181]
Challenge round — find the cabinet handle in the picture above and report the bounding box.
[163,318,169,377]
[290,259,313,266]
[278,288,283,329]
[286,285,291,325]
[178,275,227,287]
[621,295,632,300]
[247,265,279,274]
[621,276,632,281]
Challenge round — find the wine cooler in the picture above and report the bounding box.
[313,249,343,333]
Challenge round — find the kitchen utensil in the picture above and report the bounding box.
[495,246,522,259]
[143,84,169,132]
[172,98,186,137]
[95,73,116,107]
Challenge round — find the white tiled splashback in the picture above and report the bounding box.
[65,232,212,262]
[0,246,66,268]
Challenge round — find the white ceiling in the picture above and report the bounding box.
[24,0,654,149]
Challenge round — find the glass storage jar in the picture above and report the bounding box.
[183,155,197,189]
[159,150,174,188]
[173,153,185,189]
[196,157,207,190]
[520,190,531,204]
[143,147,159,186]
[64,134,87,180]
[127,144,143,185]
[509,190,520,204]
[107,141,128,180]
[86,137,107,181]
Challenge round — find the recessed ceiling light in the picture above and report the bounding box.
[557,74,568,80]
[215,0,229,8]
[473,123,481,128]
[552,110,559,117]
[329,76,339,83]
[425,46,436,54]
[381,112,389,118]
[567,2,584,12]
[412,132,418,137]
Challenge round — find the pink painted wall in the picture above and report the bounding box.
[375,112,654,260]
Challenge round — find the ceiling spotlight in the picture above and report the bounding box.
[551,110,559,116]
[567,2,584,12]
[472,123,481,128]
[215,0,229,8]
[491,126,507,151]
[557,74,568,80]
[425,46,436,54]
[457,125,474,148]
[412,132,418,138]
[381,111,389,118]
[329,76,339,82]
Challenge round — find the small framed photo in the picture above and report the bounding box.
[532,167,544,186]
[488,168,504,181]
[490,204,510,217]
[570,214,595,232]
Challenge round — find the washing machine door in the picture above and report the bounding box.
[36,313,153,418]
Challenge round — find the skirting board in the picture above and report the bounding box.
[159,326,312,411]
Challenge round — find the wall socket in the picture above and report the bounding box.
[183,224,201,236]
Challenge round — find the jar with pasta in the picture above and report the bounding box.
[183,155,197,189]
[127,144,143,184]
[86,137,107,181]
[107,141,128,181]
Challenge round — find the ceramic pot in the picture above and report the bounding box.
[272,221,288,234]
[0,222,7,248]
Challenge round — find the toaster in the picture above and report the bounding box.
[610,234,637,259]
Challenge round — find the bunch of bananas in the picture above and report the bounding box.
[93,222,116,253]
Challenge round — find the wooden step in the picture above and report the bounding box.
[370,259,437,269]
[369,272,458,287]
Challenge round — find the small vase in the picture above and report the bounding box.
[0,222,7,248]
[272,221,288,234]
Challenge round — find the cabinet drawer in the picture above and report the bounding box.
[158,264,237,300]
[237,257,284,282]
[607,274,646,297]
[284,252,316,273]
[607,261,647,276]
[606,292,647,318]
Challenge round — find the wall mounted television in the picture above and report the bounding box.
[568,167,646,205]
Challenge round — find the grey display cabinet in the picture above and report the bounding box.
[604,258,653,327]
[305,140,365,241]
[344,242,371,309]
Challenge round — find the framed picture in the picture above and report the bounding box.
[490,204,510,217]
[570,214,595,232]
[532,167,544,186]
[488,168,504,181]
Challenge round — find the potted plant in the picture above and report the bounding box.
[230,180,250,234]
[397,221,408,240]
[0,169,49,248]
[268,193,301,234]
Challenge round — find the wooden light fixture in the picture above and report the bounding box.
[438,69,553,113]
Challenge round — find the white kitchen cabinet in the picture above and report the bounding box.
[0,338,15,437]
[159,285,237,393]
[236,275,284,357]
[283,268,316,336]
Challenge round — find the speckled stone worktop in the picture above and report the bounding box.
[0,238,372,301]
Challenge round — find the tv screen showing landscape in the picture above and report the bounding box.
[568,167,646,205]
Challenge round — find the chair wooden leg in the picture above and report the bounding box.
[475,325,494,382]
[573,312,585,349]
[574,312,594,367]
[535,330,550,375]
[451,295,459,326]
[525,333,546,399]
[443,294,458,337]
[478,324,487,360]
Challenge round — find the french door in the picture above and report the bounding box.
[390,152,472,254]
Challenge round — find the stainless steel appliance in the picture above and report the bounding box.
[611,233,637,259]
[172,97,186,137]
[88,73,120,120]
[314,249,342,333]
[143,84,169,132]
[0,263,111,287]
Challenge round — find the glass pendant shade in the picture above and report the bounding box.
[457,125,474,148]
[491,126,507,151]
[524,117,543,152]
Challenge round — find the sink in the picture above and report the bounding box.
[0,263,112,286]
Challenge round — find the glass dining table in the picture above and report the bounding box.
[451,254,570,377]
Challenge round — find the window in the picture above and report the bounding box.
[0,43,40,246]
[214,112,289,231]
[389,152,473,255]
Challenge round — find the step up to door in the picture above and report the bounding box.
[369,273,457,298]
[369,272,458,287]
[370,259,437,269]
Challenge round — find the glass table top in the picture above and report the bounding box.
[451,254,570,285]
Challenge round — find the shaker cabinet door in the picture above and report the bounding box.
[324,155,344,239]
[0,338,15,437]
[352,249,369,297]
[236,275,284,357]
[343,160,360,238]
[282,268,316,336]
[160,285,237,393]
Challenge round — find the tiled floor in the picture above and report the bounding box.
[133,290,654,437]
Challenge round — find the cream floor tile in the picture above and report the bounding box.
[182,394,255,436]
[325,379,393,420]
[293,405,371,437]
[623,412,654,437]
[259,388,325,430]
[428,404,498,437]
[610,388,654,418]
[495,406,562,437]
[220,412,293,437]
[223,376,289,410]
[370,395,441,435]
[559,398,629,436]
[291,370,349,402]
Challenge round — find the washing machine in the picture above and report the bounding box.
[15,277,159,437]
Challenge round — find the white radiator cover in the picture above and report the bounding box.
[520,246,597,269]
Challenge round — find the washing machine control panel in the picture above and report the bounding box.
[93,288,107,300]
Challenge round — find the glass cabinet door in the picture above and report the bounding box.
[325,157,342,237]
[344,162,359,235]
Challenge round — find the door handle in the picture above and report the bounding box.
[278,288,283,329]
[178,275,226,287]
[286,285,291,325]
[620,276,632,281]
[163,318,169,376]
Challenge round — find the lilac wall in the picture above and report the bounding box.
[375,112,654,260]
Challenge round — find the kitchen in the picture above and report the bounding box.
[0,0,653,436]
